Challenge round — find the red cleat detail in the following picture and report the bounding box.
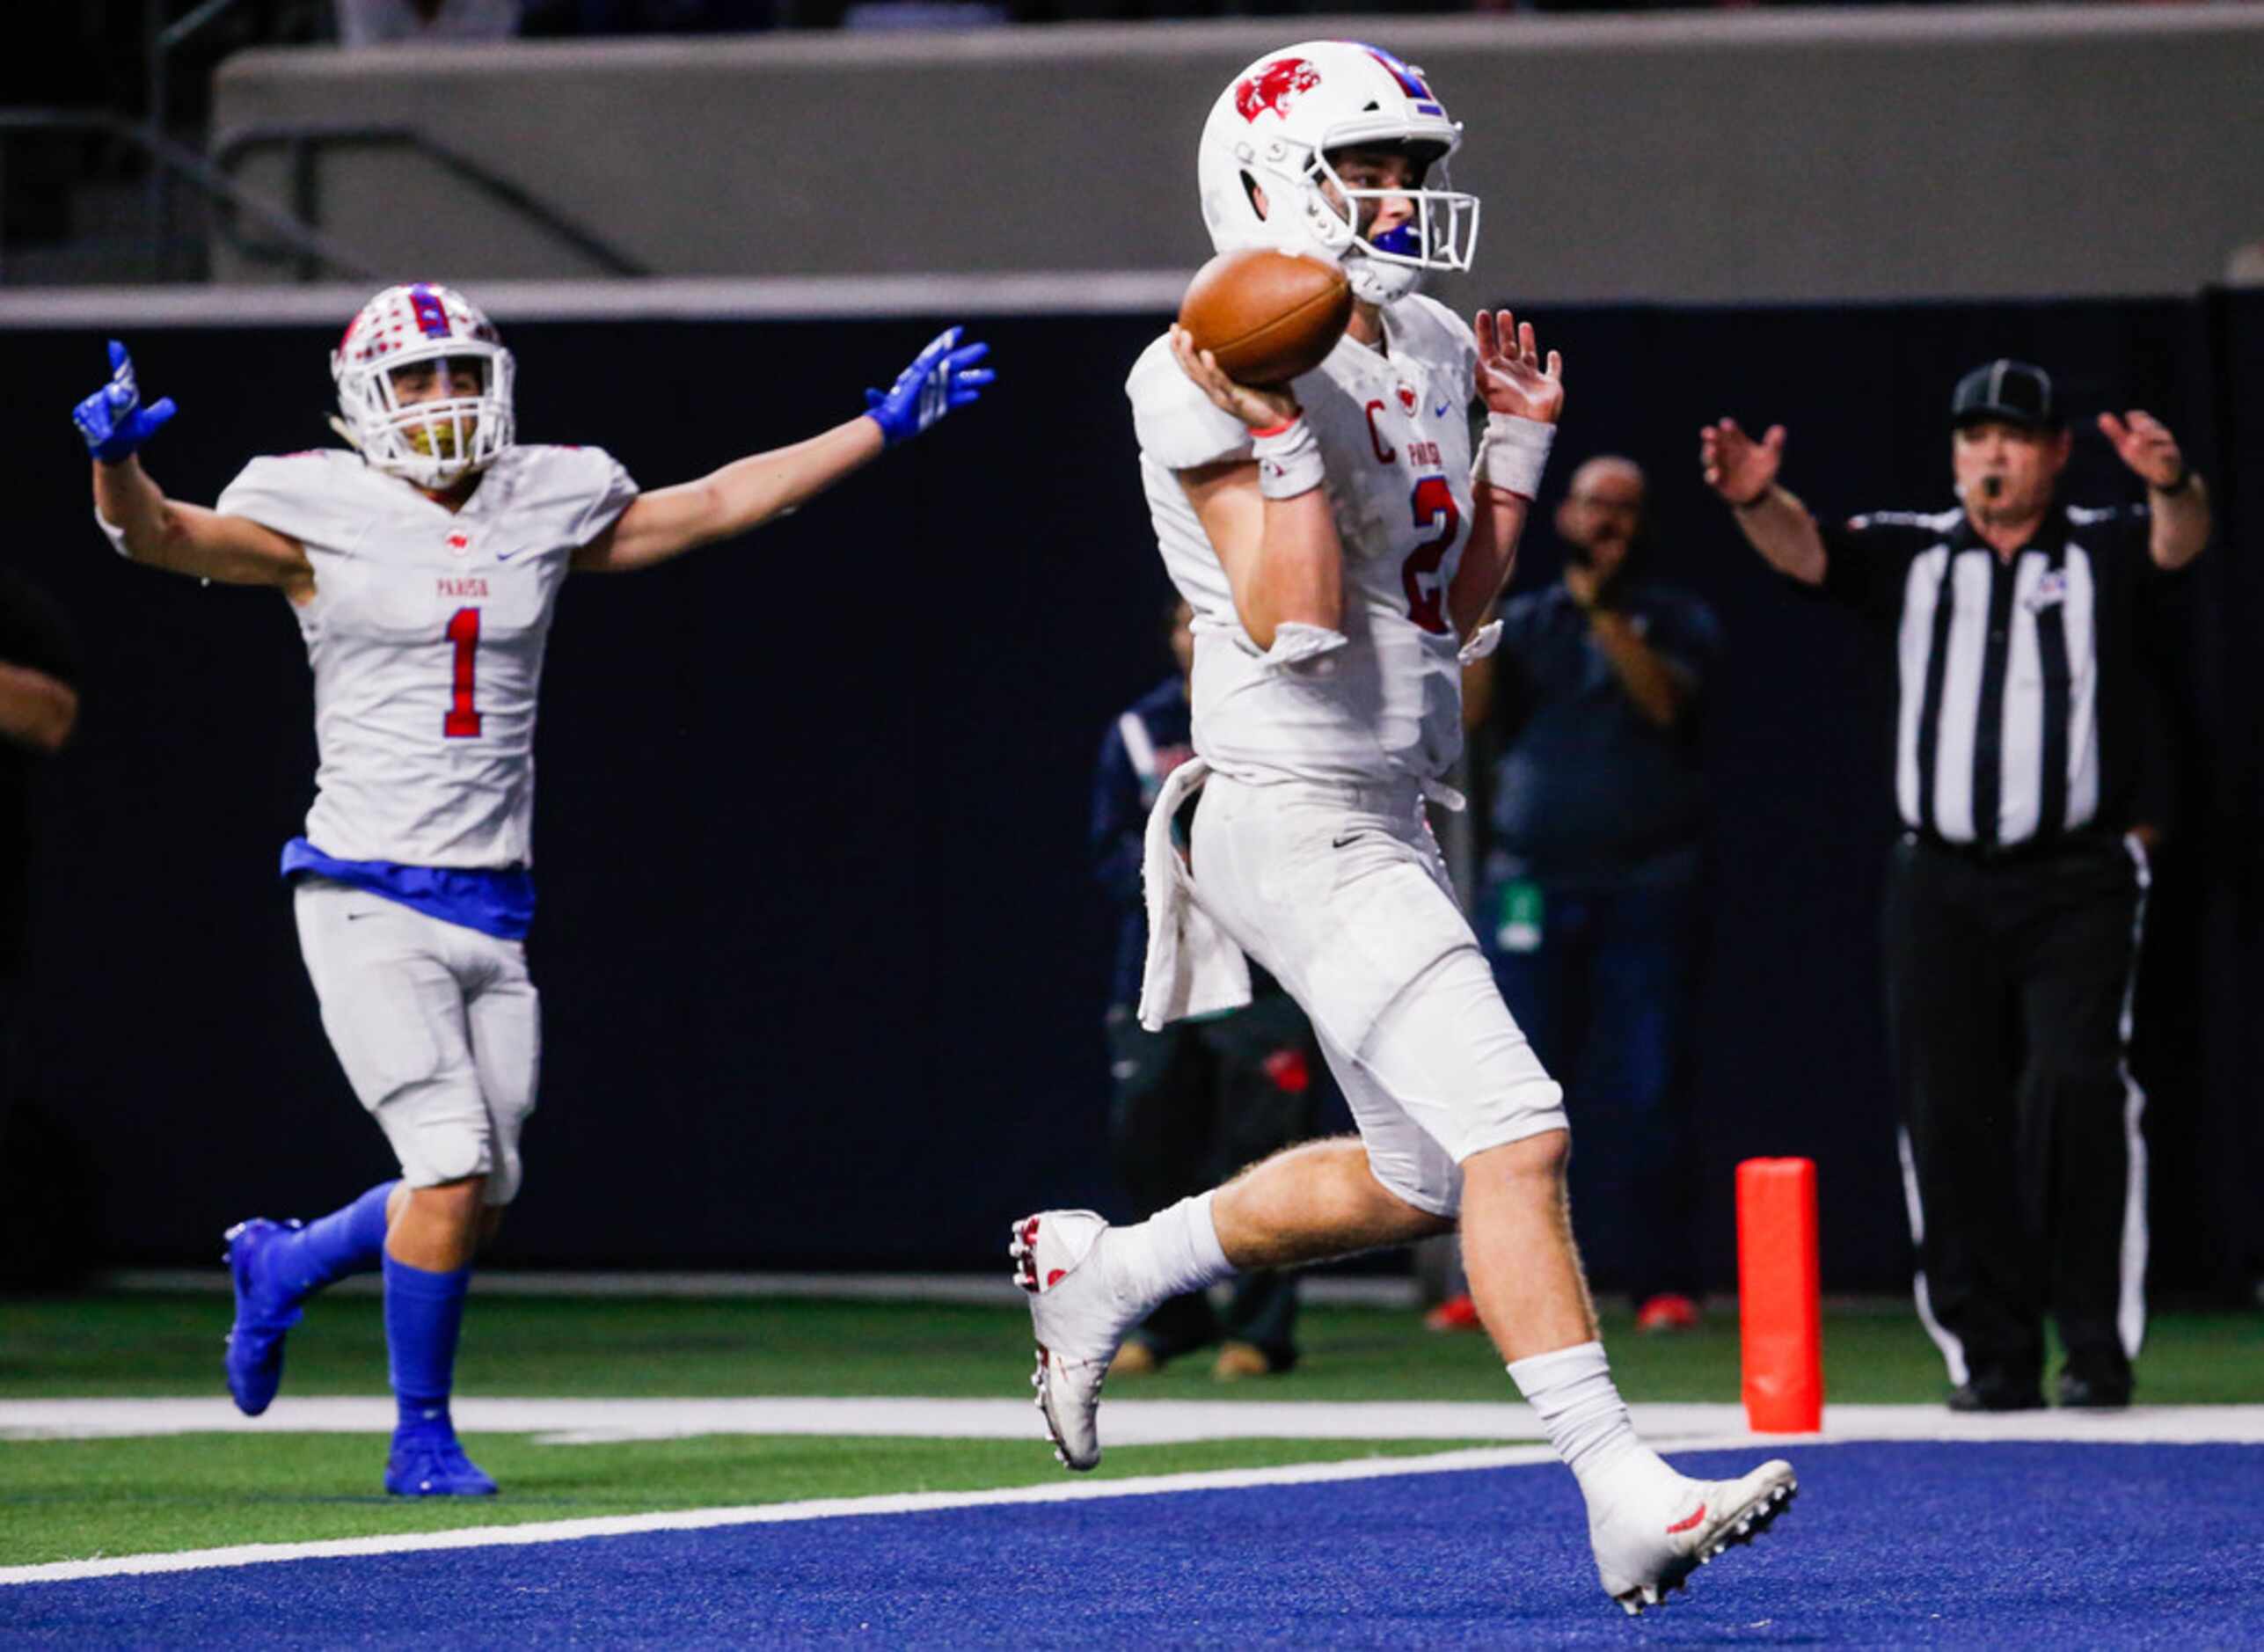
[1665,1503,1707,1535]
[1424,1292,1481,1333]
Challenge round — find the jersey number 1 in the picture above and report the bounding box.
[1400,476,1460,635]
[444,607,483,739]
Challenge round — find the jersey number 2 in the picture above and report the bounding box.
[1400,476,1460,635]
[444,607,483,739]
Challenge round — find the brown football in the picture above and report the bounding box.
[1179,248,1353,387]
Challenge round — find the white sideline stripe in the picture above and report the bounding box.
[0,1446,1566,1587]
[9,1397,2264,1447]
[6,1407,2260,1589]
[0,274,1189,330]
[94,1268,1428,1308]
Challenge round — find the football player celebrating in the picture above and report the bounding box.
[74,285,991,1497]
[1011,43,1793,1614]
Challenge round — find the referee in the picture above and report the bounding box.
[1700,361,2210,1412]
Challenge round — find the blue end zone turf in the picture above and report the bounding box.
[9,1443,2260,1646]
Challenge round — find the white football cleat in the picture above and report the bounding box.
[1009,1210,1140,1473]
[1590,1458,1798,1616]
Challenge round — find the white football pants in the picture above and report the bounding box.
[1189,771,1567,1217]
[293,876,538,1205]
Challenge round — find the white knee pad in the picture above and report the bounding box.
[375,1075,497,1190]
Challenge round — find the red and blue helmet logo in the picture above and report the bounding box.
[1235,55,1321,122]
[407,284,455,339]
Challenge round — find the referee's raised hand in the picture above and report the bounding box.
[1699,417,1786,509]
[1704,417,1825,585]
[2095,409,2184,491]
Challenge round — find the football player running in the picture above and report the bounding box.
[1011,43,1793,1615]
[75,286,991,1496]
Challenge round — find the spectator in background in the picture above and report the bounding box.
[1703,360,2209,1410]
[0,565,79,1078]
[1433,457,1718,1337]
[0,564,82,1283]
[1090,601,1325,1380]
[336,0,518,47]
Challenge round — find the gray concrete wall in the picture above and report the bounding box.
[209,8,2264,303]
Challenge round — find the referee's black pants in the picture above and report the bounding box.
[1883,833,2149,1399]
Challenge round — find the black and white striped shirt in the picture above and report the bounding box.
[1817,502,2170,851]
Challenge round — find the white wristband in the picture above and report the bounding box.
[1253,418,1325,501]
[93,508,133,559]
[1473,413,1555,501]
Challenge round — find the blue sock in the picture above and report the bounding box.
[383,1252,472,1438]
[267,1181,398,1302]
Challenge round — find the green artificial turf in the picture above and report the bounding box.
[3,1290,2257,1569]
[4,1292,2259,1406]
[0,1434,1483,1568]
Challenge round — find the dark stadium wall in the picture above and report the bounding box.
[9,293,2255,1293]
[208,11,2264,304]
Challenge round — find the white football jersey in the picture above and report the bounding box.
[1127,293,1479,785]
[215,444,638,868]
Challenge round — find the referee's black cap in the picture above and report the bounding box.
[1951,360,2060,431]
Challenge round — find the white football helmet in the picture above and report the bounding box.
[330,282,515,488]
[1198,40,1479,305]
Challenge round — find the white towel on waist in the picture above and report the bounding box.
[1135,755,1253,1032]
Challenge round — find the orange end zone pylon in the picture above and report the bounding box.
[1736,1156,1824,1433]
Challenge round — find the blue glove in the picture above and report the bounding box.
[863,326,994,447]
[72,340,178,463]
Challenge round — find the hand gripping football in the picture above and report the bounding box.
[1178,249,1353,387]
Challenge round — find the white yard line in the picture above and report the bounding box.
[3,1400,2258,1588]
[0,1445,1565,1586]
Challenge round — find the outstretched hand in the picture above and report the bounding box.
[2097,409,2185,489]
[72,340,177,463]
[1474,311,1564,424]
[1700,417,1786,506]
[1169,326,1301,432]
[864,326,995,447]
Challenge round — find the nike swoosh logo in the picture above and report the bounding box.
[1331,834,1362,849]
[1434,401,1451,417]
[494,547,526,562]
[1666,1503,1707,1535]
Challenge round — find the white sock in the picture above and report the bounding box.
[1103,1191,1235,1308]
[1508,1341,1680,1504]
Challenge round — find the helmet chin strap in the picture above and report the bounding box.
[1346,254,1424,305]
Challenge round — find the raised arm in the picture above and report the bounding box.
[573,328,993,574]
[1169,328,1344,651]
[1700,418,1829,586]
[1448,310,1563,640]
[2098,409,2210,571]
[1565,562,1696,733]
[75,341,312,595]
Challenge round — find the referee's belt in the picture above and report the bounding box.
[1903,828,2113,866]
